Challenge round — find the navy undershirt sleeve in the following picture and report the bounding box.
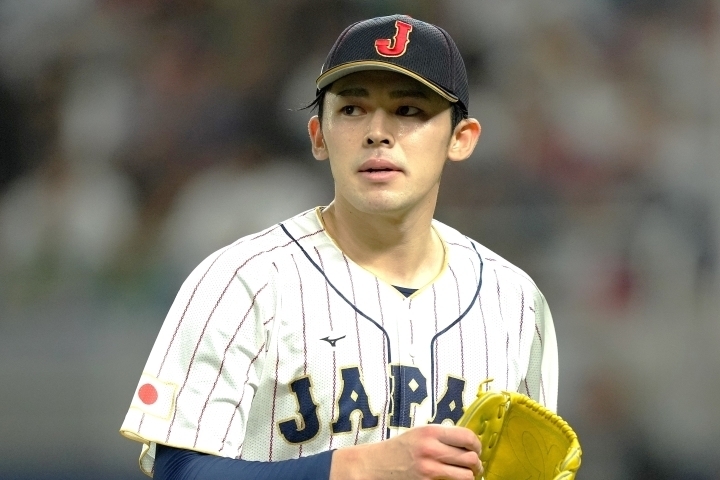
[154,444,334,480]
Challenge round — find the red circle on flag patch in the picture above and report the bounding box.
[138,383,158,405]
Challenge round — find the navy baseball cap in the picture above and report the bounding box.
[316,15,469,114]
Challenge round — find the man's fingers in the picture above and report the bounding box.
[434,463,481,480]
[411,425,481,476]
[437,425,482,454]
[438,447,482,475]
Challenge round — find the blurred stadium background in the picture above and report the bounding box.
[0,0,719,478]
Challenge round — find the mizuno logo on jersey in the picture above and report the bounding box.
[277,365,466,444]
[320,335,346,347]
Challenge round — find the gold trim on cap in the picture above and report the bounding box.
[316,60,458,103]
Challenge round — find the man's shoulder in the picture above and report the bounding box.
[189,208,326,279]
[434,219,541,292]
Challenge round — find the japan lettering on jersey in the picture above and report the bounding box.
[120,208,558,476]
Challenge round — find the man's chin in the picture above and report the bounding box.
[353,197,413,217]
[337,189,431,218]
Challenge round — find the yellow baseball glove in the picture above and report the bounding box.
[457,382,582,480]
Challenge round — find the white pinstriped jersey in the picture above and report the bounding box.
[120,207,558,476]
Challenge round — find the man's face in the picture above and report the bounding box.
[310,70,461,218]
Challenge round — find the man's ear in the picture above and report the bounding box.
[447,118,481,163]
[308,115,329,161]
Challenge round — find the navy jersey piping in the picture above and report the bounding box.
[429,239,483,416]
[280,223,393,438]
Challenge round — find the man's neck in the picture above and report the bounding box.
[320,201,445,289]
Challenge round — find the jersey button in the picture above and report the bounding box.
[408,344,418,362]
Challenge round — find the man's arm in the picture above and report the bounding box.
[155,425,481,480]
[154,444,333,480]
[331,425,481,480]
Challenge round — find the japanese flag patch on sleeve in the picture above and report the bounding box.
[130,373,178,420]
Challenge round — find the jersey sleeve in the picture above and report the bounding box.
[120,246,277,477]
[521,289,559,412]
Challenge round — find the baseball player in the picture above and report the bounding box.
[120,14,558,480]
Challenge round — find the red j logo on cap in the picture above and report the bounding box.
[375,20,413,57]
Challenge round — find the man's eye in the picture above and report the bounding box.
[342,105,361,115]
[397,106,421,116]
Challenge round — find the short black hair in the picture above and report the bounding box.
[305,86,468,132]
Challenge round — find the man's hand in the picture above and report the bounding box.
[329,424,482,480]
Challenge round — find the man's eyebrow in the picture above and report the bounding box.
[389,89,430,100]
[336,87,369,97]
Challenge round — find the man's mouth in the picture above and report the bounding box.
[359,159,401,173]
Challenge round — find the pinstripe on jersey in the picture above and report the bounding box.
[120,207,558,476]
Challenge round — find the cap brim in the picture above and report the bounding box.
[316,60,458,103]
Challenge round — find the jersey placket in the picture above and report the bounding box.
[404,297,420,429]
[387,293,424,432]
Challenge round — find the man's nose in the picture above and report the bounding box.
[363,110,394,147]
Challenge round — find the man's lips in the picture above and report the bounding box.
[358,159,402,173]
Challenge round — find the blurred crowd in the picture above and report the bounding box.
[0,0,718,478]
